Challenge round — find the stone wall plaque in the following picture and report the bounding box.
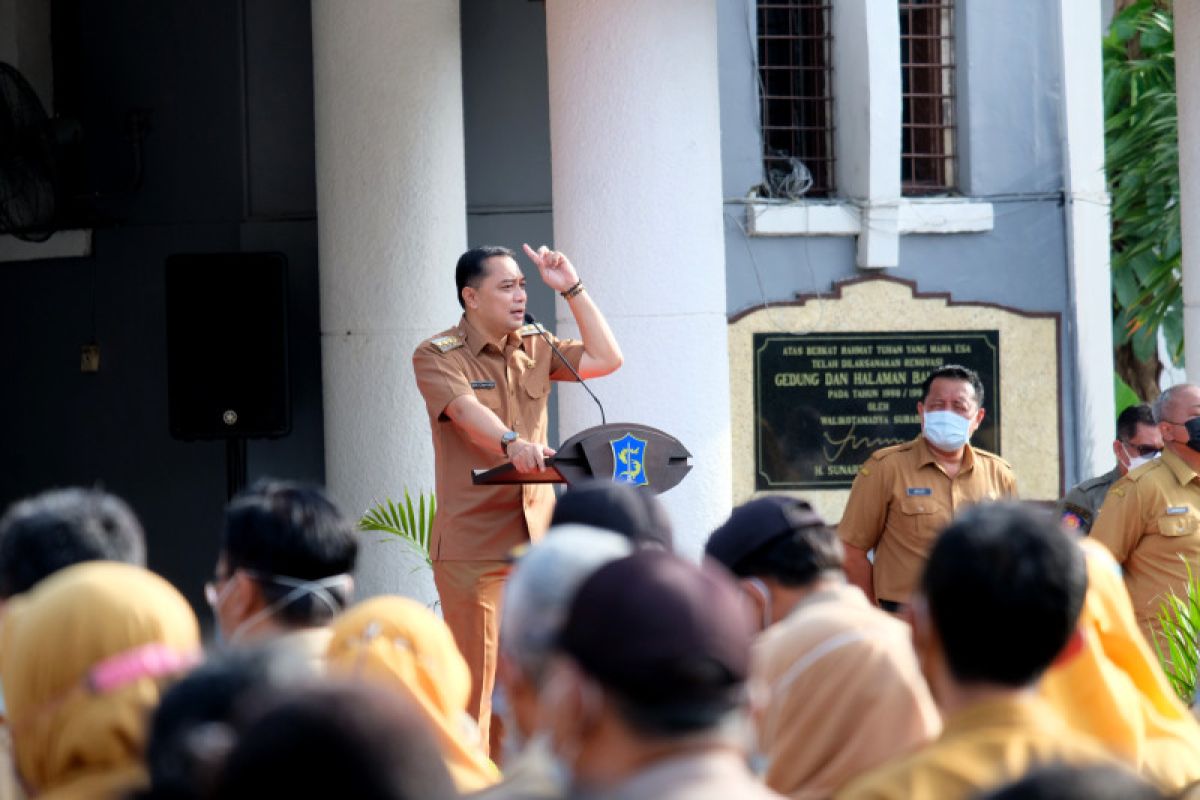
[754,331,1000,490]
[728,277,1061,524]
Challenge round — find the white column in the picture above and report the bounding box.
[1179,3,1200,380]
[832,0,902,269]
[1056,0,1116,479]
[311,1,466,602]
[544,0,731,559]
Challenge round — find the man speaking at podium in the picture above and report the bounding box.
[413,244,622,754]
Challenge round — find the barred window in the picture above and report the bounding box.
[900,0,957,195]
[757,1,834,198]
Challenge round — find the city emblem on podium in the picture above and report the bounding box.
[610,433,648,486]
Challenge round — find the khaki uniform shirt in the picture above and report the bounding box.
[838,436,1017,603]
[1059,466,1123,534]
[1091,448,1200,644]
[835,697,1119,800]
[413,316,584,561]
[753,583,940,799]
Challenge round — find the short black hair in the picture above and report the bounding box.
[975,763,1163,800]
[1116,403,1156,442]
[221,480,357,627]
[212,682,457,800]
[921,502,1086,687]
[551,480,674,550]
[140,648,312,800]
[727,523,843,587]
[0,487,146,598]
[455,246,515,309]
[921,364,984,408]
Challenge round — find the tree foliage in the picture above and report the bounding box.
[1104,0,1181,369]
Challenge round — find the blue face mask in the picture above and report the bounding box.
[923,409,972,451]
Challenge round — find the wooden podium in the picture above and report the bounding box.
[471,423,692,495]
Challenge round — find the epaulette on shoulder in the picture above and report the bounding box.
[517,322,547,337]
[870,440,915,462]
[430,335,463,353]
[972,447,1013,470]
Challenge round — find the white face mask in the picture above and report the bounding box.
[923,409,972,451]
[207,571,352,645]
[1121,442,1161,471]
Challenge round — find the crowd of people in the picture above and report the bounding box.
[7,375,1200,798]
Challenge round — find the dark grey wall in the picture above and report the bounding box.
[0,0,322,615]
[715,0,1080,484]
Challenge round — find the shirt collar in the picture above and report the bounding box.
[459,315,520,356]
[916,434,976,472]
[1161,447,1200,487]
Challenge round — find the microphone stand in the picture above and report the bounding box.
[524,312,606,426]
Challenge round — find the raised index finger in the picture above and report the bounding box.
[521,243,541,265]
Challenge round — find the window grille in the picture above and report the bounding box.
[757,1,835,198]
[900,0,957,194]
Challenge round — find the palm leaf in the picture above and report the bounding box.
[359,489,436,568]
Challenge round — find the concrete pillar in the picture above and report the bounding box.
[1178,3,1200,380]
[832,0,902,269]
[544,0,731,557]
[311,1,465,601]
[1056,0,1115,480]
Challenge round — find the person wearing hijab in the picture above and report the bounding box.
[1040,538,1200,792]
[326,596,500,793]
[0,561,201,799]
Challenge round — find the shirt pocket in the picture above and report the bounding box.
[520,369,550,400]
[471,381,503,413]
[1156,510,1200,538]
[897,496,945,544]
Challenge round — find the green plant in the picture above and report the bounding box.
[1104,1,1181,370]
[360,490,435,568]
[1154,560,1200,704]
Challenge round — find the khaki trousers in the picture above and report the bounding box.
[433,559,510,758]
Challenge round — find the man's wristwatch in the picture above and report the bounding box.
[500,431,519,456]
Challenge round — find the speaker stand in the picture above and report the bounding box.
[226,438,248,500]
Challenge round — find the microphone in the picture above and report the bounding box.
[524,312,606,426]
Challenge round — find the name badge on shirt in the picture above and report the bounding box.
[906,487,932,496]
[470,380,496,390]
[1167,506,1190,515]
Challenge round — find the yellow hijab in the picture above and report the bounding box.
[1041,538,1200,792]
[327,596,499,793]
[0,562,201,800]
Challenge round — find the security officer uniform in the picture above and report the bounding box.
[413,314,584,752]
[1091,448,1200,648]
[1058,466,1122,533]
[838,435,1017,607]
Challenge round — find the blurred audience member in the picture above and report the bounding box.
[136,647,318,800]
[538,550,782,799]
[974,763,1165,800]
[206,480,356,663]
[838,503,1119,800]
[480,525,632,799]
[0,487,146,601]
[326,596,499,793]
[212,682,457,800]
[549,480,673,550]
[1041,538,1200,792]
[0,561,200,799]
[707,497,940,798]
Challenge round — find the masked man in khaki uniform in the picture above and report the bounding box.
[839,364,1017,611]
[413,244,622,756]
[1092,384,1200,648]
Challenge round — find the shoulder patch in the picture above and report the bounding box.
[430,335,463,353]
[517,322,547,337]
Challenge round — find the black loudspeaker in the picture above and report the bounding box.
[166,252,291,440]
